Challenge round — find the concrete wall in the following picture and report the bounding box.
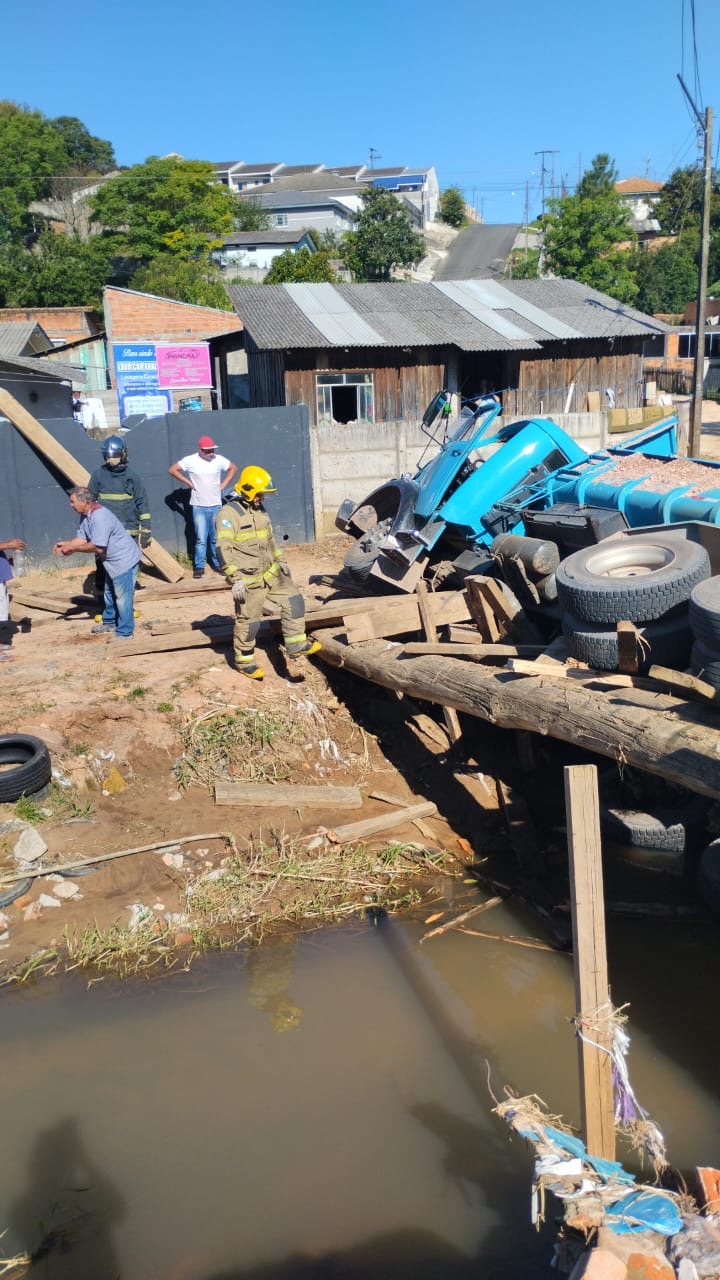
[312,412,609,533]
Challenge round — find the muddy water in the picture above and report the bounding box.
[2,894,720,1280]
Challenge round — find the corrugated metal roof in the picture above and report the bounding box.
[0,352,77,382]
[285,284,385,345]
[0,320,51,358]
[225,277,670,352]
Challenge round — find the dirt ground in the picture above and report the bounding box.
[0,534,501,974]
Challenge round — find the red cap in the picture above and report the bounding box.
[198,436,217,450]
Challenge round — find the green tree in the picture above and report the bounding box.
[632,234,699,315]
[48,115,116,174]
[129,254,231,308]
[233,195,272,232]
[576,153,618,198]
[655,165,720,235]
[341,188,426,282]
[506,248,541,279]
[0,101,68,246]
[264,246,337,284]
[437,186,467,228]
[542,155,637,302]
[90,156,238,261]
[0,232,113,307]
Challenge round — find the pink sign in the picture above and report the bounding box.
[156,343,212,389]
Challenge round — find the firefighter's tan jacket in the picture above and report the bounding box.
[214,500,284,588]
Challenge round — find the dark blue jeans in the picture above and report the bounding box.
[102,564,139,636]
[192,505,221,572]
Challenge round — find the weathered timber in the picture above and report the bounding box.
[648,664,720,706]
[215,782,362,808]
[456,927,557,952]
[464,575,543,643]
[344,591,471,643]
[416,580,462,744]
[9,588,85,614]
[616,620,640,675]
[314,629,720,800]
[420,896,502,943]
[329,801,438,843]
[367,789,435,837]
[0,387,184,583]
[0,832,227,886]
[401,642,544,661]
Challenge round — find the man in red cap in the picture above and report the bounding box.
[169,437,238,578]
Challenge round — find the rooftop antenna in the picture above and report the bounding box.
[535,149,559,215]
[368,147,382,169]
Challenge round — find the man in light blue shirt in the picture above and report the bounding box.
[53,486,142,638]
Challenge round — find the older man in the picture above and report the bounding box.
[53,486,141,639]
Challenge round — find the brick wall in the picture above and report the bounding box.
[0,306,101,343]
[104,287,243,389]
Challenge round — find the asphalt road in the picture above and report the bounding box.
[433,224,521,280]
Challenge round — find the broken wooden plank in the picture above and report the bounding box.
[409,712,451,751]
[416,579,462,744]
[0,387,184,583]
[8,588,83,614]
[464,574,543,644]
[456,927,557,953]
[648,664,720,706]
[329,801,438,843]
[314,628,720,801]
[214,782,362,808]
[344,591,470,643]
[367,789,435,838]
[0,832,227,887]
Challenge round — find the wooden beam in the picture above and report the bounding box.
[0,387,184,583]
[648,664,720,706]
[330,801,438,843]
[416,580,462,744]
[564,764,615,1161]
[402,642,544,660]
[616,620,639,675]
[314,629,720,801]
[214,782,362,808]
[344,591,471,643]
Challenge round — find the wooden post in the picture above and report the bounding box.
[416,579,462,744]
[564,764,615,1161]
[0,388,184,583]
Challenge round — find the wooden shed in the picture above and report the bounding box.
[226,278,669,423]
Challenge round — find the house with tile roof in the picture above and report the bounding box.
[225,277,669,425]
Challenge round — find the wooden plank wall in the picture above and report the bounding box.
[510,346,644,417]
[283,349,445,426]
[246,345,286,406]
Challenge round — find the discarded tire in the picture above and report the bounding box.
[0,735,52,804]
[562,610,692,672]
[689,576,720,649]
[0,877,32,909]
[601,798,708,854]
[556,538,711,625]
[690,641,720,692]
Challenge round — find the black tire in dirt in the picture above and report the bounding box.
[600,799,708,854]
[556,538,711,625]
[689,576,720,649]
[0,735,52,804]
[0,877,33,909]
[690,641,720,692]
[562,610,692,672]
[343,540,382,584]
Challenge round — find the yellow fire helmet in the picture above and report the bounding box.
[235,465,277,502]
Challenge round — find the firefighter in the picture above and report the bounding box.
[88,436,151,598]
[214,465,320,680]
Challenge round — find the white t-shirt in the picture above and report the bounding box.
[177,453,231,507]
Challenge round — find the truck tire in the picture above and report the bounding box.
[601,799,708,854]
[556,538,710,624]
[689,577,720,649]
[0,735,52,804]
[562,610,692,672]
[690,641,720,692]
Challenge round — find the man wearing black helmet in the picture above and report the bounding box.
[88,436,151,598]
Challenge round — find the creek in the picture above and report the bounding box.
[2,888,720,1280]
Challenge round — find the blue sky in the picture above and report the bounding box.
[4,0,718,223]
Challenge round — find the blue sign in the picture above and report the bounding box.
[113,343,158,392]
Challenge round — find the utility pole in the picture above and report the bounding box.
[535,150,559,216]
[524,181,529,265]
[678,75,713,457]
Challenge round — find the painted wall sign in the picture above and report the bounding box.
[120,388,173,420]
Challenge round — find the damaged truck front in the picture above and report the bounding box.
[336,392,681,591]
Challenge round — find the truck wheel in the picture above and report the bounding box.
[556,538,710,624]
[0,735,52,804]
[689,577,720,649]
[601,799,708,854]
[342,517,394,583]
[690,641,720,692]
[562,610,692,672]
